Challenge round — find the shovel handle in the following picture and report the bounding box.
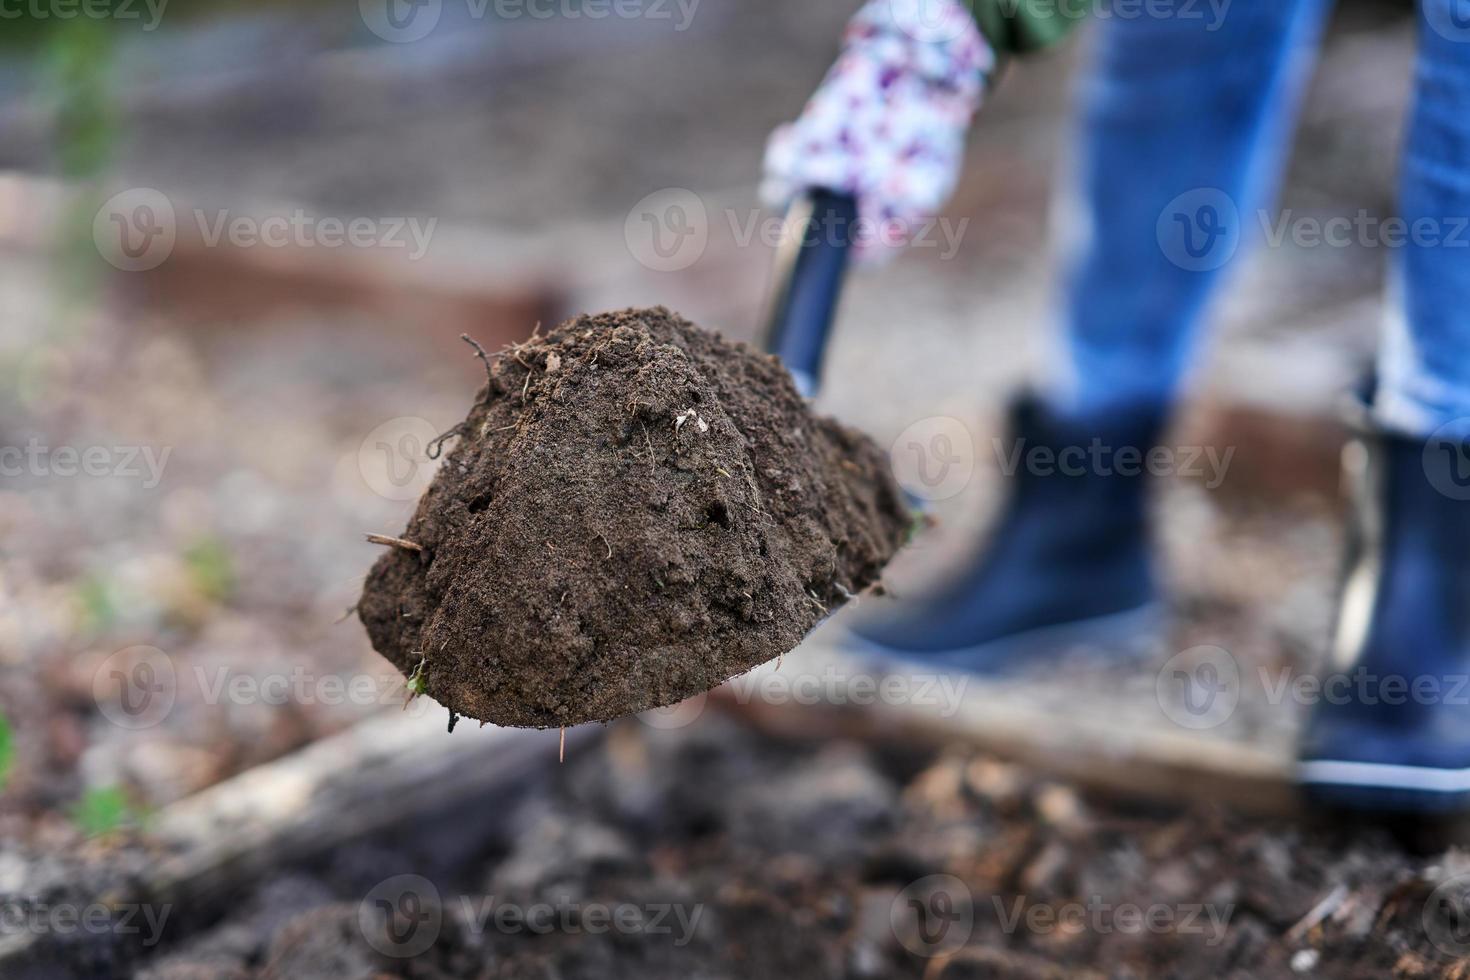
[761,189,858,397]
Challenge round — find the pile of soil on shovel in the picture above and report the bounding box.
[359,308,909,728]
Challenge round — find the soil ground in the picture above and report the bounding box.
[132,715,1470,980]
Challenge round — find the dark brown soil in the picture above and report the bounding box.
[358,308,909,728]
[130,718,1470,980]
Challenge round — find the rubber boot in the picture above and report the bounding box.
[845,392,1166,673]
[1299,398,1470,814]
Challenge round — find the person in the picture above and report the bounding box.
[761,0,1470,814]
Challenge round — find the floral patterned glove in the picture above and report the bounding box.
[761,0,993,264]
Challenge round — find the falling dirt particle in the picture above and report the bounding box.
[559,727,566,764]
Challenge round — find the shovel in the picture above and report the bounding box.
[761,189,859,398]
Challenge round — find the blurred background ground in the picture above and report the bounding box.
[1,0,1463,977]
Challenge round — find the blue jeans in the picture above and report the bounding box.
[1050,0,1470,438]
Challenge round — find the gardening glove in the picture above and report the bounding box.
[761,0,994,265]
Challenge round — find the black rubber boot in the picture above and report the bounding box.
[1300,397,1470,814]
[844,392,1167,673]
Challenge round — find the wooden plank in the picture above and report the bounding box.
[711,643,1302,817]
[0,708,598,974]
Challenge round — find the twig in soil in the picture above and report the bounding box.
[366,533,424,553]
[596,533,613,560]
[1287,884,1348,942]
[461,333,495,381]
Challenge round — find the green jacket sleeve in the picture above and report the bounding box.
[971,0,1083,57]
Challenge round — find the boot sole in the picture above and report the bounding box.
[1299,759,1470,814]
